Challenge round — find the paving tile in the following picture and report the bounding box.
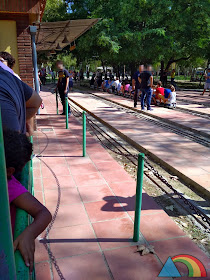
[33,168,42,178]
[94,160,124,172]
[35,262,52,280]
[34,238,49,263]
[78,184,114,202]
[48,224,100,258]
[69,162,98,175]
[34,191,44,204]
[92,218,134,250]
[72,172,106,187]
[41,164,71,178]
[65,156,93,166]
[140,212,186,242]
[34,178,43,191]
[53,252,111,280]
[101,170,134,184]
[104,246,163,280]
[40,157,67,165]
[109,181,137,197]
[152,237,210,274]
[47,204,90,228]
[42,175,76,189]
[84,199,128,223]
[44,188,82,206]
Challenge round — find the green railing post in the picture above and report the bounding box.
[83,111,86,157]
[133,153,144,242]
[56,89,58,115]
[0,111,17,280]
[65,96,69,129]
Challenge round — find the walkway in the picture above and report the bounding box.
[87,90,210,136]
[69,91,210,194]
[34,88,210,279]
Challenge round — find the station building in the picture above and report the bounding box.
[0,0,46,87]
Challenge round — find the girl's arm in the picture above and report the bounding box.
[13,192,52,273]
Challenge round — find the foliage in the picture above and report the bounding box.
[42,0,210,72]
[42,0,68,22]
[56,52,77,69]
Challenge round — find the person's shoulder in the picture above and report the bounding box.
[8,176,28,202]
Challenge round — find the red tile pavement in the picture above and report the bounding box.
[52,253,112,280]
[48,224,100,258]
[104,246,163,280]
[70,91,210,192]
[33,88,209,280]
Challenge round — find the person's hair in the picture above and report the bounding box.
[157,81,162,87]
[169,85,175,91]
[56,60,63,65]
[0,51,16,69]
[3,129,33,172]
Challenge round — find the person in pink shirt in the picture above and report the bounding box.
[4,129,52,274]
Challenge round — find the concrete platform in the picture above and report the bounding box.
[176,90,210,115]
[33,88,210,280]
[87,90,210,136]
[69,91,210,195]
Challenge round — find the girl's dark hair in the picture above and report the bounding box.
[3,129,33,172]
[0,51,16,69]
[157,81,162,86]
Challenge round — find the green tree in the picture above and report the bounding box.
[43,0,210,74]
[42,0,68,22]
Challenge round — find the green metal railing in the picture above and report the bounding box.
[0,112,34,279]
[14,161,34,280]
[83,111,86,157]
[133,153,144,242]
[0,112,17,279]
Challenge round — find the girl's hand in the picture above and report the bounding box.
[13,231,35,274]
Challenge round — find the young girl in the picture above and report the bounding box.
[4,129,52,274]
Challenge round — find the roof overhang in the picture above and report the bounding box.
[0,0,46,22]
[36,18,100,51]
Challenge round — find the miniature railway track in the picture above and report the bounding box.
[68,99,210,233]
[77,89,210,148]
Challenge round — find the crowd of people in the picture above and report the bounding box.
[91,64,177,110]
[0,51,52,274]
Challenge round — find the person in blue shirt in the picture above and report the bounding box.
[201,68,210,96]
[132,65,144,107]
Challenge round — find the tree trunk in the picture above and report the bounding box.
[160,60,164,82]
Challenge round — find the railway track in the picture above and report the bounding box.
[68,99,210,234]
[76,89,210,148]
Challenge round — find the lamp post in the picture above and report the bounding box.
[30,25,40,115]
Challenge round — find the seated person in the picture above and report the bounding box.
[4,129,52,273]
[112,77,120,93]
[165,85,176,108]
[158,85,176,108]
[107,79,115,93]
[116,81,122,94]
[152,81,165,105]
[124,82,131,96]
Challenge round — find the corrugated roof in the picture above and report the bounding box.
[36,19,100,51]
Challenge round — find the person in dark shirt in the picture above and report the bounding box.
[56,60,70,115]
[0,62,42,134]
[138,65,153,111]
[132,65,144,107]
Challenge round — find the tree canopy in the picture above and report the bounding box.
[43,0,210,72]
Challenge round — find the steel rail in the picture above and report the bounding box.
[69,100,210,232]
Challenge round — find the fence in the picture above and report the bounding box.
[0,112,34,280]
